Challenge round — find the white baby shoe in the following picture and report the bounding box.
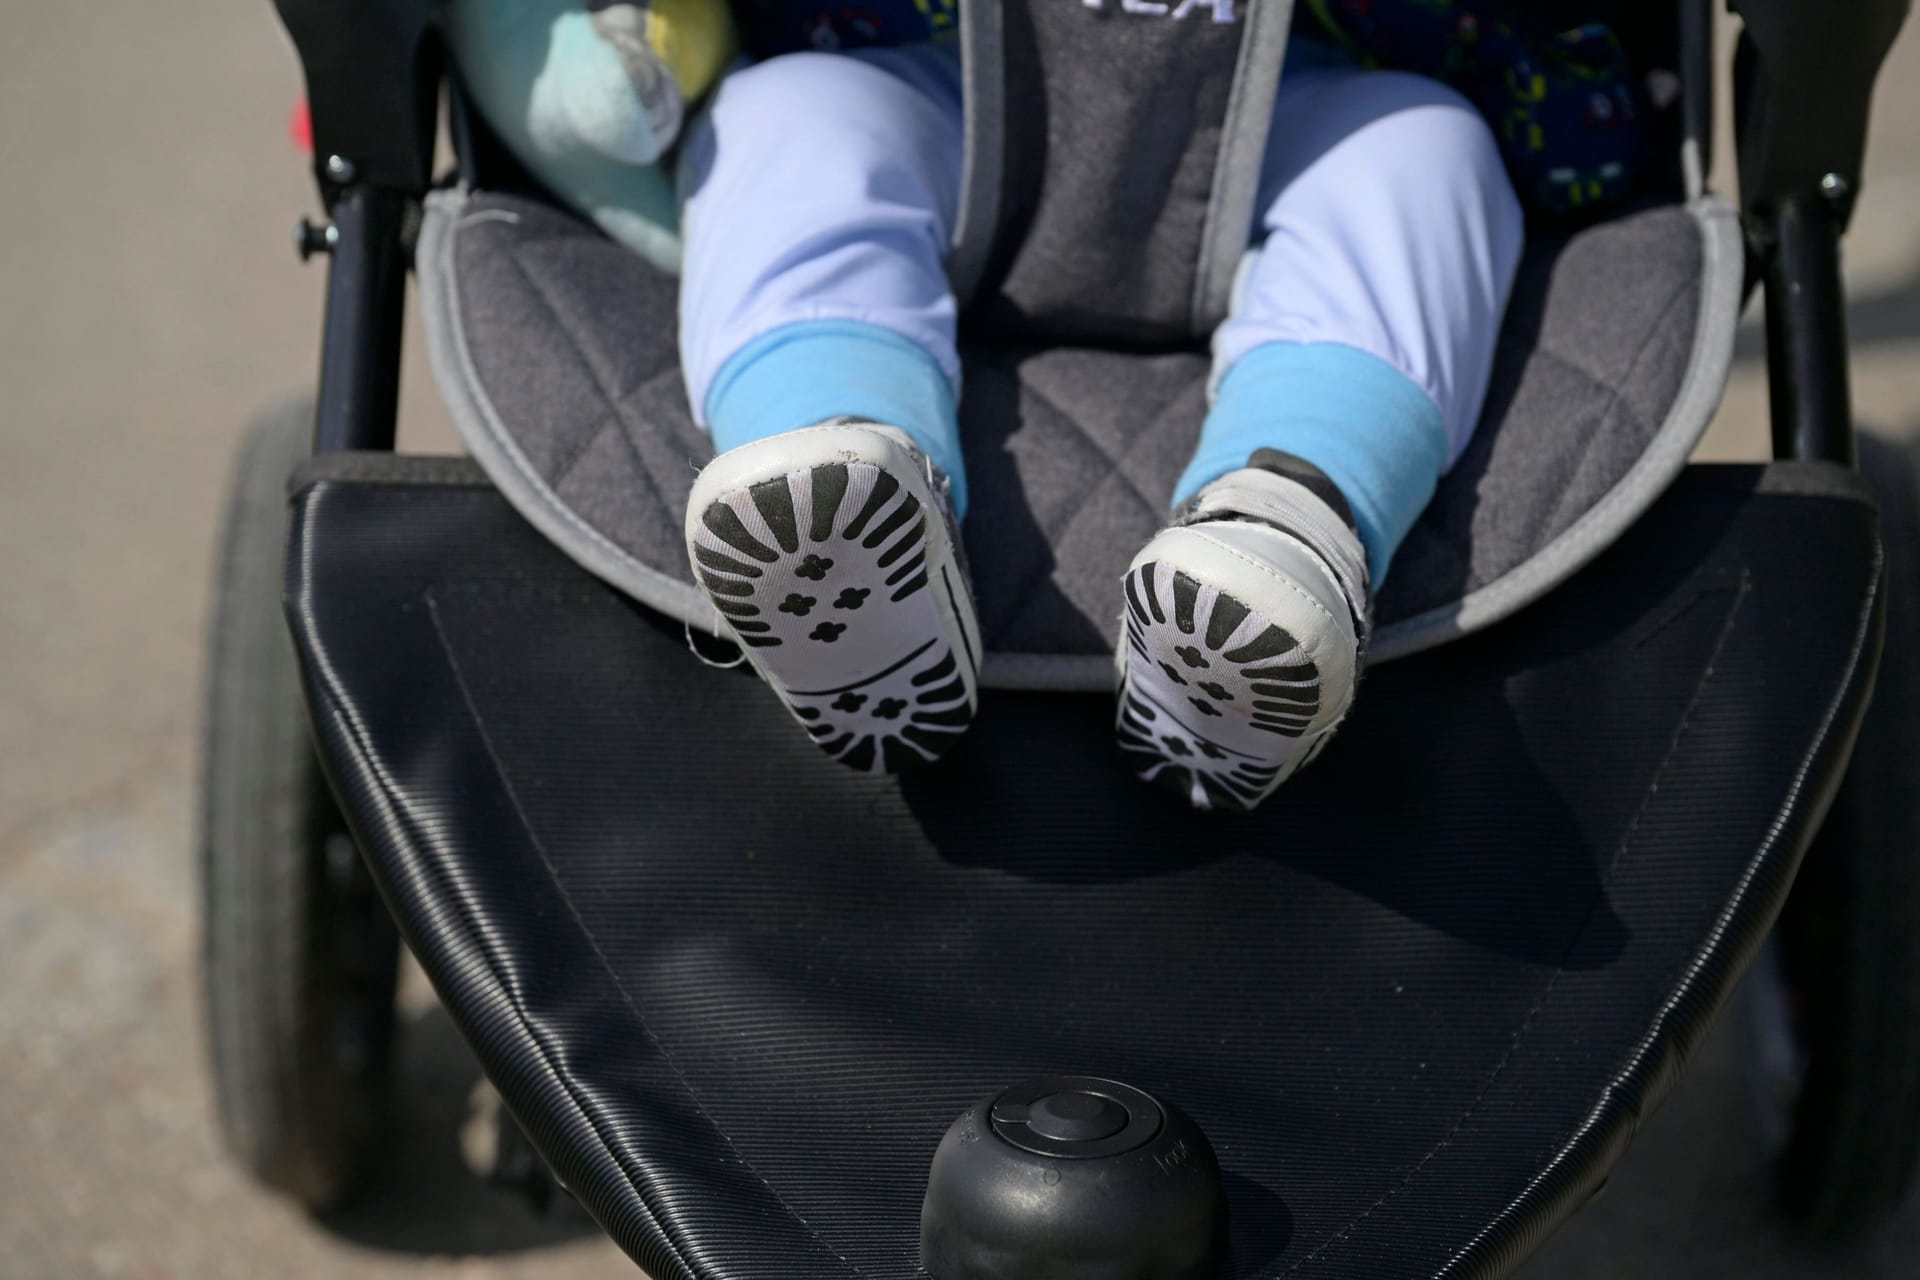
[686,421,982,772]
[1115,454,1371,811]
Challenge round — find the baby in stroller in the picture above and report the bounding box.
[544,0,1643,809]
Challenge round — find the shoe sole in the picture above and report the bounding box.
[1115,527,1354,812]
[687,425,981,772]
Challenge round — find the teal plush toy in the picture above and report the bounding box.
[444,0,737,271]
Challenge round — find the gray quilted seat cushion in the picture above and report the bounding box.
[420,187,1740,682]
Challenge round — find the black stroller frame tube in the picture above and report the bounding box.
[270,0,437,455]
[1732,0,1909,467]
[1763,193,1855,467]
[312,186,408,455]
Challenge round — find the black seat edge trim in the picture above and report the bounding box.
[290,452,492,495]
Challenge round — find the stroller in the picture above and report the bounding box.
[201,0,1920,1275]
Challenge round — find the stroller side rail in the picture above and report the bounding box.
[272,0,438,455]
[1733,0,1910,466]
[273,0,438,203]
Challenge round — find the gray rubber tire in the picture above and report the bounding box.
[199,397,401,1209]
[1756,431,1920,1243]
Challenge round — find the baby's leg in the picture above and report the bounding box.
[1182,65,1526,584]
[678,46,982,774]
[1119,67,1523,810]
[678,43,968,510]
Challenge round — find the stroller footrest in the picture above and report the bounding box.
[284,458,1880,1280]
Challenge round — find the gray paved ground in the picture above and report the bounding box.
[2,4,1917,1277]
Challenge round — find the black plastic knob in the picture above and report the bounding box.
[921,1076,1226,1280]
[1022,1089,1127,1143]
[294,217,337,261]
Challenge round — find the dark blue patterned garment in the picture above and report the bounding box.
[1303,0,1649,214]
[734,0,958,56]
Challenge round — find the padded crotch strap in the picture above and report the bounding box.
[957,0,1295,344]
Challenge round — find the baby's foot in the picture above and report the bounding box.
[686,421,982,772]
[1115,453,1371,812]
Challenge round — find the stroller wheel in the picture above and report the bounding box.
[198,397,401,1210]
[1742,430,1920,1244]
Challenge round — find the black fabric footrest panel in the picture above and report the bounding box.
[286,460,1880,1280]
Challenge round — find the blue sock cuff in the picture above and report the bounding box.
[1175,342,1448,584]
[705,321,968,516]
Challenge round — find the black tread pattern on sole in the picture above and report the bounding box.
[692,459,970,773]
[1115,560,1328,811]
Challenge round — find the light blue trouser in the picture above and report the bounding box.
[676,40,1523,582]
